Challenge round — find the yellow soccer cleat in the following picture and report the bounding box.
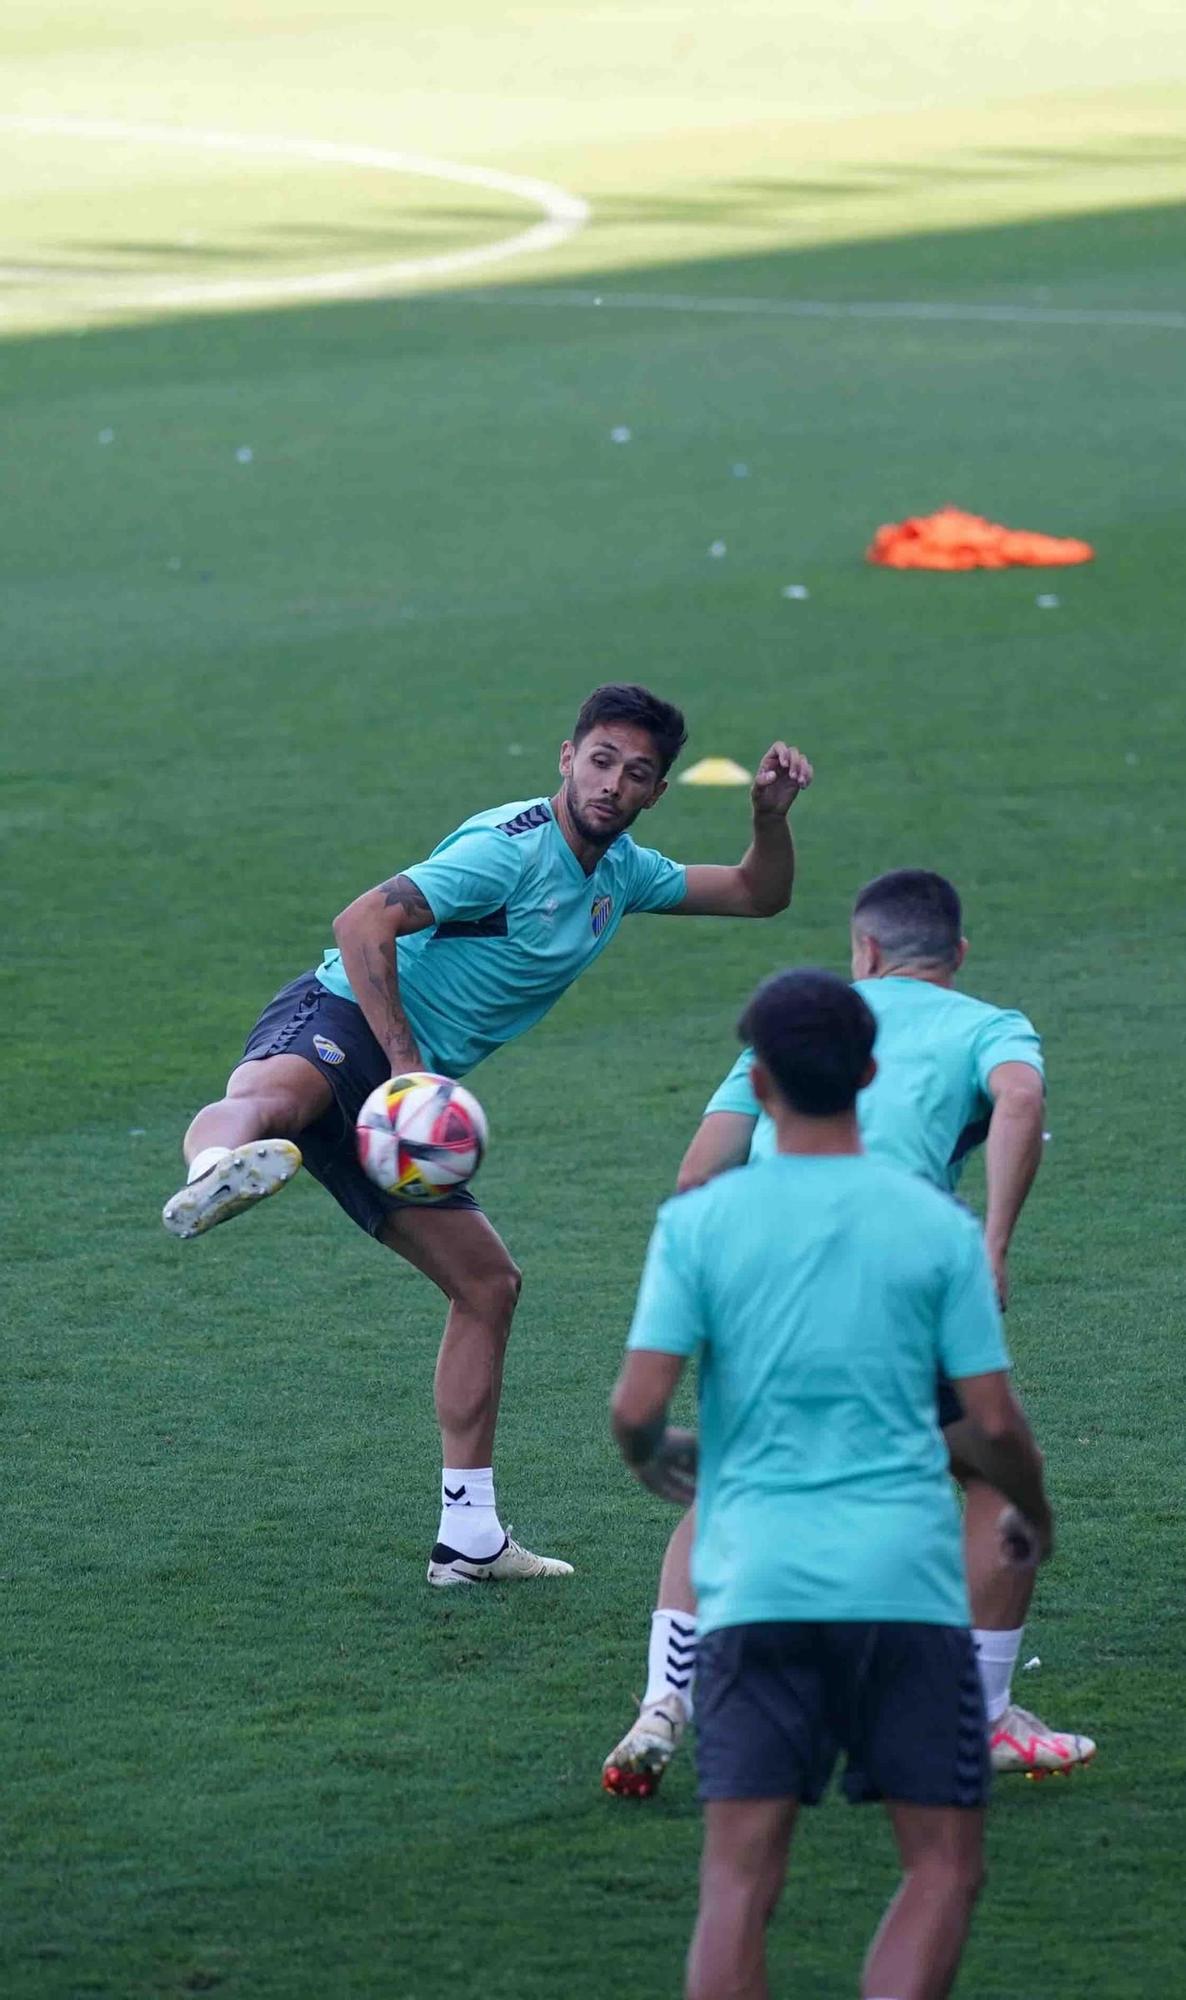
[162,1140,302,1239]
[426,1535,574,1587]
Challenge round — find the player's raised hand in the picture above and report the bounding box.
[752,742,813,817]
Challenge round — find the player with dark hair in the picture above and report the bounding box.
[162,685,813,1585]
[611,967,1052,2000]
[604,868,1093,1787]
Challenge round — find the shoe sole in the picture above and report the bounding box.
[1021,1748,1097,1783]
[602,1753,671,1800]
[162,1141,302,1239]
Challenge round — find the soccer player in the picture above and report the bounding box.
[161,684,813,1585]
[604,869,1093,1785]
[611,969,1053,2000]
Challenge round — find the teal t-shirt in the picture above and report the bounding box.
[706,977,1043,1190]
[627,1155,1009,1633]
[316,798,686,1077]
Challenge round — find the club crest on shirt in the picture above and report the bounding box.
[313,1035,346,1066]
[590,893,614,938]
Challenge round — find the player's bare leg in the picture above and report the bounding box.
[381,1205,573,1586]
[163,1055,327,1238]
[686,1797,797,2000]
[862,1804,985,2000]
[960,1471,1095,1777]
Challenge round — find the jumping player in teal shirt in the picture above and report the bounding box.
[161,684,814,1587]
[611,968,1052,2000]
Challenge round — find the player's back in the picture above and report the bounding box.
[634,1153,1007,1635]
[720,977,1042,1190]
[853,977,1041,1190]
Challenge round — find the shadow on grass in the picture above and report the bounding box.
[3,191,1184,401]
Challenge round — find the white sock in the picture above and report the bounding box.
[974,1627,1024,1725]
[187,1145,232,1183]
[643,1608,698,1715]
[437,1466,504,1561]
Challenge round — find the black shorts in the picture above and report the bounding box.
[241,972,480,1239]
[696,1620,989,1809]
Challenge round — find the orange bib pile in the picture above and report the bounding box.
[867,507,1094,571]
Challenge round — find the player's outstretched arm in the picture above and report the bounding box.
[984,1061,1045,1307]
[672,741,813,917]
[675,1111,755,1193]
[332,873,437,1074]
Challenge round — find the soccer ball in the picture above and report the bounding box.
[355,1073,488,1201]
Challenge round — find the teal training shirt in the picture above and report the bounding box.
[706,977,1044,1190]
[316,798,686,1077]
[627,1155,1009,1632]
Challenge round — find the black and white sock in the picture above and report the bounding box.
[642,1608,697,1715]
[436,1466,505,1562]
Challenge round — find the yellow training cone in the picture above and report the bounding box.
[679,757,752,787]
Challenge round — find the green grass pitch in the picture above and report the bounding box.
[3,4,1186,1995]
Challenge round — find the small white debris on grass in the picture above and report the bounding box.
[235,445,254,464]
[128,1128,147,1137]
[592,295,603,306]
[782,584,809,600]
[1042,1131,1052,1142]
[708,539,727,558]
[98,428,115,444]
[610,425,632,444]
[1023,1656,1042,1672]
[1036,593,1059,609]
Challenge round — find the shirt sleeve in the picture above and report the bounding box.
[937,1211,1011,1381]
[402,827,525,926]
[623,841,688,914]
[626,1201,706,1356]
[704,1047,760,1119]
[974,1006,1045,1093]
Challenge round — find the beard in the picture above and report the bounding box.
[564,777,630,846]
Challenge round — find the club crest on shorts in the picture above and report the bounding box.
[590,893,614,938]
[313,1034,346,1066]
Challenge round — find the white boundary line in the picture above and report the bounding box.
[0,114,590,309]
[468,285,1186,334]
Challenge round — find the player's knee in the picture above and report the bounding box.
[455,1256,521,1330]
[225,1060,323,1134]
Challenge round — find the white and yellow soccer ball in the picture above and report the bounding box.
[355,1073,488,1202]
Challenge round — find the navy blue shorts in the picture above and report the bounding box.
[696,1621,989,1809]
[241,972,480,1239]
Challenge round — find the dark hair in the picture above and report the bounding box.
[572,683,688,777]
[739,969,876,1117]
[852,869,962,969]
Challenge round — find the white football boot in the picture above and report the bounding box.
[426,1535,574,1587]
[162,1141,302,1239]
[990,1703,1097,1779]
[602,1693,690,1798]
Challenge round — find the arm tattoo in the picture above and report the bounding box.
[379,873,432,918]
